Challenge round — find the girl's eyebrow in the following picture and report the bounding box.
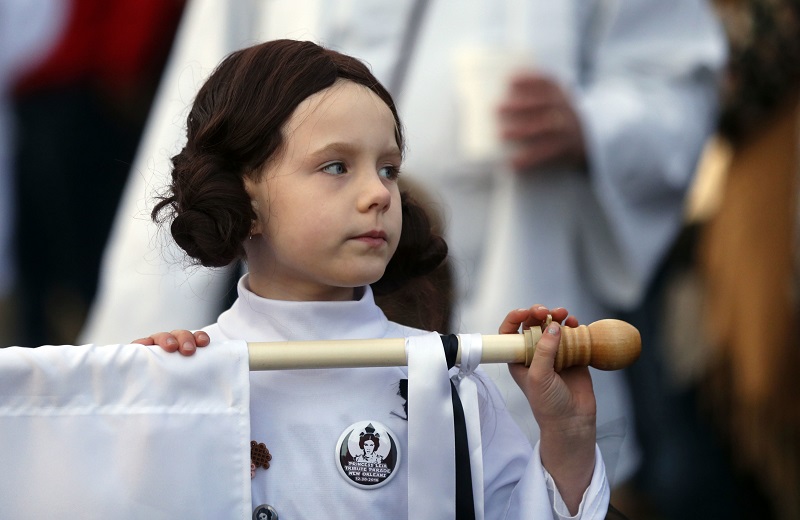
[308,142,358,160]
[307,142,402,162]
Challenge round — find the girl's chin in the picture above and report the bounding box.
[344,268,388,288]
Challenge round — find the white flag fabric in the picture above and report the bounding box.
[406,332,455,519]
[0,341,251,519]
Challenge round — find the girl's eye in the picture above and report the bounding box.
[322,162,347,175]
[378,165,400,180]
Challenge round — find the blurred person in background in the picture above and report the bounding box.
[9,0,184,347]
[696,0,799,518]
[80,1,726,517]
[0,0,68,344]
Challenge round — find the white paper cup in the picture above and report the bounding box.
[454,47,535,163]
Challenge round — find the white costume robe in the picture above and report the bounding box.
[81,0,726,483]
[204,276,610,519]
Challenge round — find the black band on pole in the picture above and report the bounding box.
[442,334,477,520]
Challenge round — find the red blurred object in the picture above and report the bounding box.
[15,0,185,95]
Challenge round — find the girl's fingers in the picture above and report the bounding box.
[530,322,560,377]
[499,305,578,337]
[564,314,579,328]
[522,304,553,329]
[132,330,210,356]
[507,321,561,402]
[145,332,180,352]
[549,307,569,323]
[194,331,211,348]
[170,330,200,356]
[498,308,532,334]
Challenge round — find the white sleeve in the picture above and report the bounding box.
[543,444,610,520]
[480,379,610,519]
[573,0,727,309]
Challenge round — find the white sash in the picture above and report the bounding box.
[407,332,455,519]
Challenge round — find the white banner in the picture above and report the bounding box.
[0,341,251,519]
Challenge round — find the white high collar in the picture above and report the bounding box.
[217,275,392,342]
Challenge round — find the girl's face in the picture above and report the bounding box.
[245,80,402,301]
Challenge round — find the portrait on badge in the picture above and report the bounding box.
[336,421,400,490]
[355,425,384,464]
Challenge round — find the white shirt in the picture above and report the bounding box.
[204,276,610,519]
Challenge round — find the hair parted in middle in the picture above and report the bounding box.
[152,39,447,298]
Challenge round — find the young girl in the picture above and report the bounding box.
[137,39,609,519]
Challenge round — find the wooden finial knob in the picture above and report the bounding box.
[554,319,641,371]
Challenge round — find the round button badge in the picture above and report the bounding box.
[252,504,278,520]
[335,421,400,489]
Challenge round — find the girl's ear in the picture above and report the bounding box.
[249,199,263,237]
[244,177,264,236]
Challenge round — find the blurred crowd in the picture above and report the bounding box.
[0,0,185,346]
[1,1,799,519]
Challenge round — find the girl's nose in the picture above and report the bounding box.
[357,171,392,212]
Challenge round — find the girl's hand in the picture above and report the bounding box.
[500,305,596,515]
[132,330,210,356]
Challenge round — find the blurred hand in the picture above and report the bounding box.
[498,73,587,172]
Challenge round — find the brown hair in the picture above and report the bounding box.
[152,39,447,299]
